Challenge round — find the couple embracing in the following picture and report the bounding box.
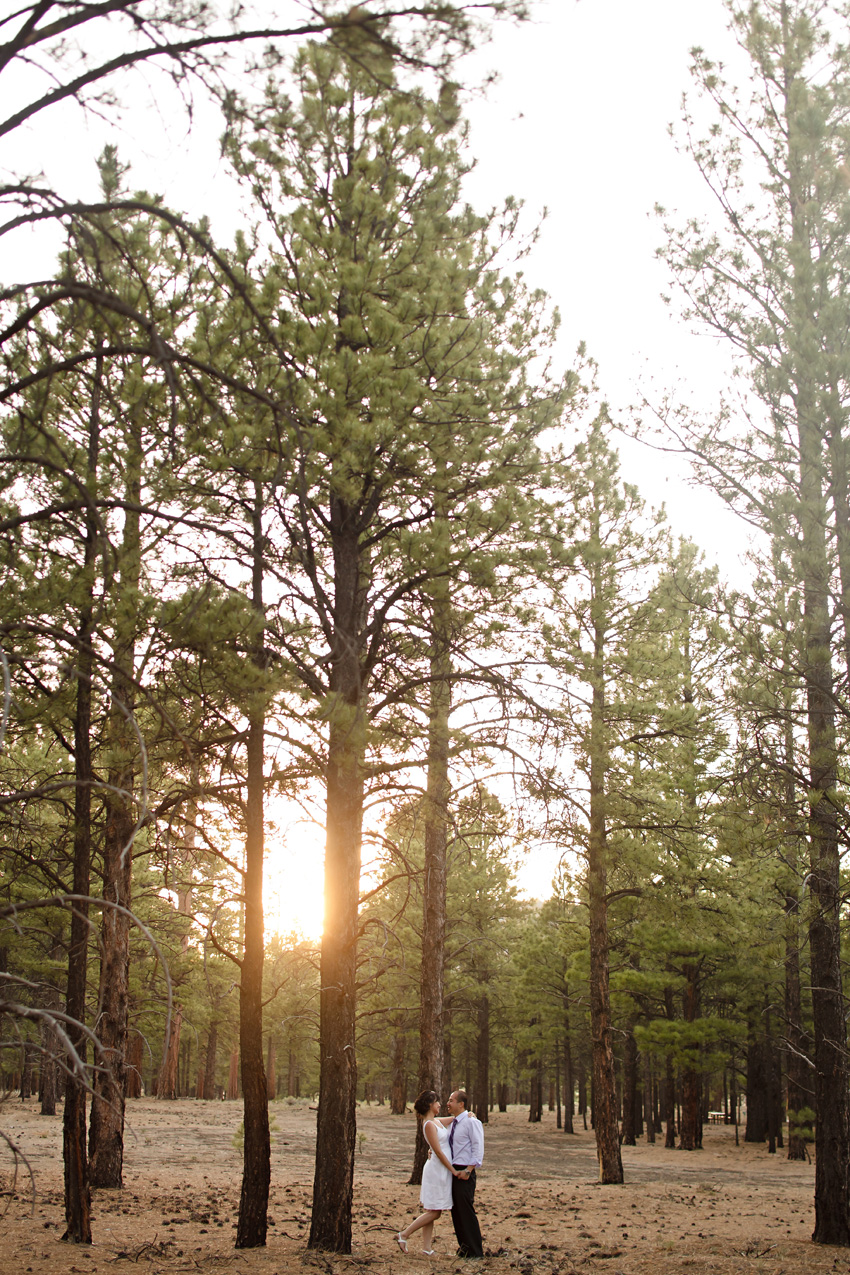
[396,1088,484,1258]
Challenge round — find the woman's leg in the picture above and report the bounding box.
[400,1210,440,1241]
[420,1217,435,1251]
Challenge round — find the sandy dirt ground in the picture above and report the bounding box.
[0,1097,845,1275]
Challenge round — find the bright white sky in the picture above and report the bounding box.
[5,0,759,931]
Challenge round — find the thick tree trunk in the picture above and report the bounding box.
[88,775,133,1180]
[236,486,270,1249]
[62,344,102,1245]
[308,710,362,1251]
[309,491,369,1254]
[679,964,701,1151]
[745,1032,768,1142]
[587,613,623,1183]
[782,52,850,1244]
[88,414,140,1188]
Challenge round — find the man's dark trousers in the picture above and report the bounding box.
[451,1167,483,1258]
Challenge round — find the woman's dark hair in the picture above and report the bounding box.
[414,1090,438,1116]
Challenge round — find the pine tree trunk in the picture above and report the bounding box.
[663,987,677,1147]
[307,478,373,1253]
[475,996,489,1124]
[825,406,850,677]
[202,1024,218,1101]
[390,1032,407,1114]
[227,1048,239,1099]
[587,612,623,1182]
[782,44,850,1243]
[528,1061,542,1123]
[621,1029,637,1146]
[62,343,101,1245]
[236,485,270,1249]
[562,1004,574,1133]
[679,964,701,1151]
[308,708,361,1250]
[125,1032,143,1099]
[41,951,62,1116]
[20,1044,33,1099]
[88,412,140,1188]
[158,1008,183,1100]
[785,894,809,1158]
[644,1053,655,1145]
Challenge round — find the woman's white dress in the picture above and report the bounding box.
[420,1120,454,1210]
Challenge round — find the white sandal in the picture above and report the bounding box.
[396,1234,409,1253]
[422,1250,435,1256]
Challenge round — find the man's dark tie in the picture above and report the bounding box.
[449,1117,457,1156]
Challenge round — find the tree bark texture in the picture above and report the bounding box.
[308,704,362,1250]
[390,1032,407,1115]
[158,1007,183,1100]
[309,497,367,1252]
[201,1023,218,1100]
[88,411,141,1187]
[679,964,701,1151]
[236,486,271,1249]
[781,41,850,1243]
[125,1032,143,1099]
[62,342,102,1245]
[587,609,623,1183]
[227,1049,239,1099]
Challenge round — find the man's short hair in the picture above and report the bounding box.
[454,1090,468,1107]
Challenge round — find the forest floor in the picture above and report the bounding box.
[0,1096,843,1275]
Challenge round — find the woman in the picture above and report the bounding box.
[396,1090,458,1255]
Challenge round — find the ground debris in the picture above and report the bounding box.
[736,1241,778,1259]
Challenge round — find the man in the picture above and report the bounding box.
[446,1089,484,1258]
